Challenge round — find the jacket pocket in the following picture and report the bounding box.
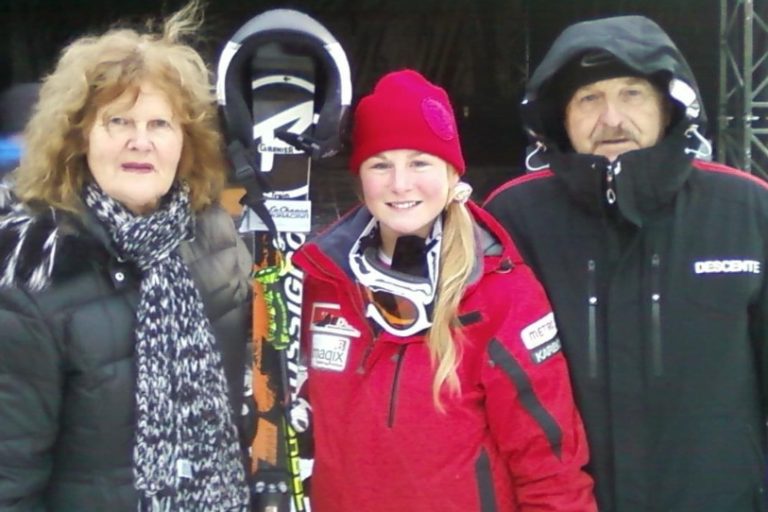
[487,339,562,458]
[680,259,761,315]
[655,417,766,508]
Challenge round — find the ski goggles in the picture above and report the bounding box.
[349,217,441,337]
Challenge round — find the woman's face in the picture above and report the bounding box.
[86,82,183,215]
[359,149,457,257]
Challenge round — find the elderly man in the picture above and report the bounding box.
[485,15,768,512]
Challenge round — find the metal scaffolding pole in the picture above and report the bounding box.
[718,0,768,178]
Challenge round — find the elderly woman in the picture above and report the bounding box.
[0,3,252,511]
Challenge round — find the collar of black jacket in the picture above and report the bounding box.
[544,122,695,227]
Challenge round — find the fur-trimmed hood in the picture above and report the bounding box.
[0,207,113,292]
[0,182,15,214]
[0,208,61,291]
[0,204,252,307]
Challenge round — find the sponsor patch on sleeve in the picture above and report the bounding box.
[521,312,561,364]
[521,312,557,349]
[530,337,562,364]
[310,302,361,338]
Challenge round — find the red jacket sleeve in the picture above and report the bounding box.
[480,266,596,512]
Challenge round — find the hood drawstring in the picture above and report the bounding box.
[525,141,550,172]
[684,124,713,160]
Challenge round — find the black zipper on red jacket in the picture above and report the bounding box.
[650,253,663,376]
[474,447,498,512]
[387,345,407,428]
[587,259,599,378]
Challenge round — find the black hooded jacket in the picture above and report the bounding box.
[485,15,768,512]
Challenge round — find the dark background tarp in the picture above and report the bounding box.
[0,0,719,172]
[0,9,721,506]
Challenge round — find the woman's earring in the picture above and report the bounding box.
[452,182,473,204]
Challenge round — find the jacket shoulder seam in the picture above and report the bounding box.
[484,170,555,204]
[692,159,768,191]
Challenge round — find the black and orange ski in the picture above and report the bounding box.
[216,8,352,512]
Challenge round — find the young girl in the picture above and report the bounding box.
[292,69,596,511]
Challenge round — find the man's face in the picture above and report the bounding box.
[564,76,669,162]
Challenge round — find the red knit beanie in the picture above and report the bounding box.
[350,69,465,174]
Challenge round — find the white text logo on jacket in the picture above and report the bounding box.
[521,312,561,364]
[693,259,761,274]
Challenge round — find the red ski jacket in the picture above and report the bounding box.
[292,202,595,512]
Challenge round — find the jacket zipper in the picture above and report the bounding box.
[650,253,663,376]
[587,259,598,378]
[387,345,407,428]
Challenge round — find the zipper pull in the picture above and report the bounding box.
[650,253,663,376]
[357,340,376,374]
[605,161,619,205]
[587,259,598,378]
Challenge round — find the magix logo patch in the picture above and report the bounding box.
[693,259,761,274]
[521,312,561,364]
[310,303,360,372]
[311,334,351,372]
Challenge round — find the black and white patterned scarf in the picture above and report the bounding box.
[83,183,249,512]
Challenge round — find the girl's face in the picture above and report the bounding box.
[359,149,457,256]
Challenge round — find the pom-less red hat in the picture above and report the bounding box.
[350,69,465,174]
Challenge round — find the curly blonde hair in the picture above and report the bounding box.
[14,1,227,213]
